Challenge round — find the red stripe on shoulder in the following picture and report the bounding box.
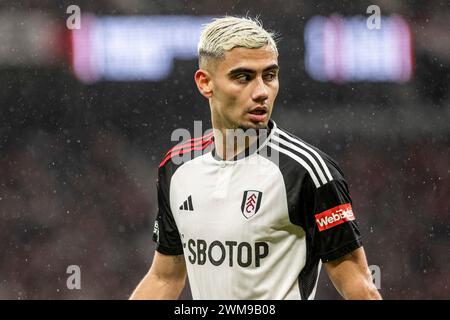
[159,139,213,168]
[164,132,214,157]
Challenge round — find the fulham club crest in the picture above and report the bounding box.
[241,190,263,219]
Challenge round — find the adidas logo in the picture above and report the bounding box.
[179,195,194,211]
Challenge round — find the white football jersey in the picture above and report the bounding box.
[153,120,362,300]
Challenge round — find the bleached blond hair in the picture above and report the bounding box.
[198,16,278,68]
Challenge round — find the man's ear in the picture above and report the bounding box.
[194,69,213,99]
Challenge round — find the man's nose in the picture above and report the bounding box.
[251,77,269,102]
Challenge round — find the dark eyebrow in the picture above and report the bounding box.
[228,64,280,76]
[263,64,280,72]
[228,68,255,77]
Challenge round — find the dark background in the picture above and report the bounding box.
[0,0,448,299]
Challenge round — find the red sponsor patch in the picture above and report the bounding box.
[315,203,355,232]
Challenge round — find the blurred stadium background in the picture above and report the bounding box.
[0,0,449,299]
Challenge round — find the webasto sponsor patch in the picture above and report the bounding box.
[315,203,355,231]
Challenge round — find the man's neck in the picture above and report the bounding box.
[214,126,269,161]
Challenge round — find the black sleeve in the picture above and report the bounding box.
[302,158,362,262]
[152,164,184,255]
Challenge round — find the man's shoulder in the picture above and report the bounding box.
[269,124,344,188]
[158,132,214,171]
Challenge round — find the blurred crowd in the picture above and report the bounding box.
[0,125,157,299]
[316,135,449,299]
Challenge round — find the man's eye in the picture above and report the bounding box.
[264,73,276,81]
[236,74,251,82]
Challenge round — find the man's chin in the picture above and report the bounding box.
[237,120,269,131]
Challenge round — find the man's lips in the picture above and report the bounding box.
[247,106,268,122]
[248,106,268,114]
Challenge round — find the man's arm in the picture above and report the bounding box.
[324,247,382,300]
[129,251,187,300]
